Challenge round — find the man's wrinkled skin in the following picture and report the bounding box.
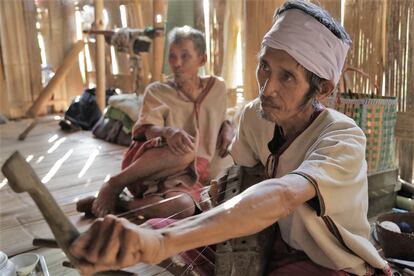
[69,47,334,275]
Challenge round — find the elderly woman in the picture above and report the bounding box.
[87,26,232,219]
[70,1,391,275]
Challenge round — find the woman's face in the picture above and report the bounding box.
[257,47,312,124]
[168,39,206,83]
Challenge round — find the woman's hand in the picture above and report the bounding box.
[217,121,234,157]
[69,215,166,275]
[163,127,195,155]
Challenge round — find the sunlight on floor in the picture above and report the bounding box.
[42,149,74,183]
[25,154,34,162]
[48,134,59,143]
[0,178,8,190]
[78,148,100,178]
[36,156,44,164]
[47,137,66,154]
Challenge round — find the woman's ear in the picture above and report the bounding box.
[317,80,335,101]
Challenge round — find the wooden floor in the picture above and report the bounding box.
[0,116,172,275]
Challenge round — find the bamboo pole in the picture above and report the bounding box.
[95,0,106,112]
[151,0,165,82]
[135,1,150,86]
[26,41,84,118]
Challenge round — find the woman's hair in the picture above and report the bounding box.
[168,26,206,55]
[275,0,352,104]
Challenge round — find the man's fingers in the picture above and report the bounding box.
[70,228,95,257]
[168,143,181,155]
[182,135,195,150]
[116,226,141,267]
[77,260,115,276]
[86,216,116,263]
[99,217,123,264]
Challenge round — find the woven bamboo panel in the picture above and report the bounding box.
[385,0,414,183]
[0,0,34,118]
[343,0,386,96]
[385,0,414,112]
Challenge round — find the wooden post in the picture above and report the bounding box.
[95,0,106,111]
[26,41,84,118]
[151,0,165,82]
[134,0,151,87]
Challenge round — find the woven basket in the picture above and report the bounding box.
[375,212,414,261]
[328,67,398,174]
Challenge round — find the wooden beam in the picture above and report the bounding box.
[95,0,106,111]
[26,41,84,118]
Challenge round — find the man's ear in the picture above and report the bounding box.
[199,53,207,66]
[317,80,335,101]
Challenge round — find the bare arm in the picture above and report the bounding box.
[216,120,235,157]
[132,124,195,156]
[69,174,315,274]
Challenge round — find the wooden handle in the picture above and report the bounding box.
[2,151,80,265]
[1,151,135,276]
[33,238,59,248]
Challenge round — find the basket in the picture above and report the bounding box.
[375,212,414,261]
[328,67,398,174]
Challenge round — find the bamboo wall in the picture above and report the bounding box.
[0,0,39,118]
[243,0,340,100]
[240,0,413,182]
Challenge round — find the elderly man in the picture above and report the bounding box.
[82,26,233,219]
[70,1,390,275]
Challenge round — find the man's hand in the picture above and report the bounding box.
[163,127,195,155]
[69,215,165,275]
[217,121,234,157]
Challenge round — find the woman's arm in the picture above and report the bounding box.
[69,174,316,275]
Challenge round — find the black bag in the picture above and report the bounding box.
[61,88,116,130]
[92,116,131,146]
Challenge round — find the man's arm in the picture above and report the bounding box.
[132,124,195,156]
[69,173,316,275]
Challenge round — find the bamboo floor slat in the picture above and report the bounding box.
[0,116,171,275]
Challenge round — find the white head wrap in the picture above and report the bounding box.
[262,9,349,85]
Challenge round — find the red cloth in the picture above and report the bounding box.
[121,139,208,203]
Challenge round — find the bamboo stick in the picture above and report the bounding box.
[151,0,165,82]
[95,0,106,112]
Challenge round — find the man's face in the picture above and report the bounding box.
[168,39,205,82]
[257,47,311,124]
